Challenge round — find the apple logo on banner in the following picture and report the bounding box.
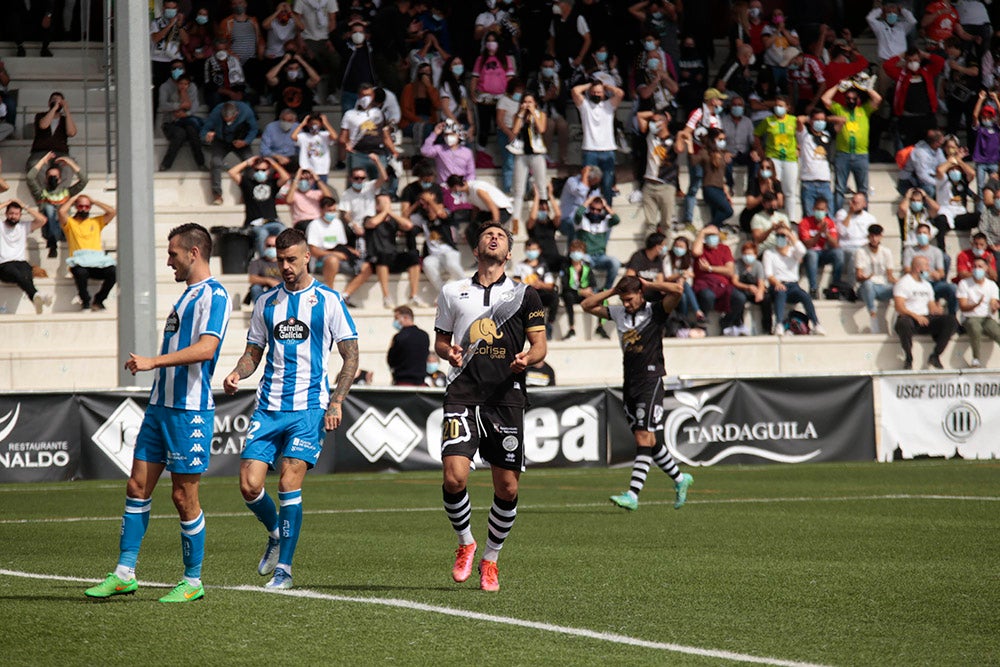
[91,399,145,475]
[346,407,422,463]
[664,391,821,467]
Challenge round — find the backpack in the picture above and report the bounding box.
[786,310,811,335]
[895,145,915,170]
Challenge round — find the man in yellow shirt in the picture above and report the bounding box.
[58,194,117,311]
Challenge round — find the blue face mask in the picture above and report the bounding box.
[351,181,364,191]
[705,234,719,248]
[541,67,556,78]
[512,92,523,102]
[730,106,745,117]
[262,247,277,260]
[673,246,687,257]
[776,235,788,248]
[644,40,656,52]
[885,12,899,25]
[392,319,403,331]
[253,170,268,183]
[916,232,930,246]
[948,170,962,182]
[536,210,548,221]
[195,14,209,25]
[761,169,774,179]
[171,68,184,80]
[420,181,433,190]
[973,267,987,281]
[919,270,931,281]
[742,253,756,264]
[298,179,312,192]
[525,249,541,260]
[451,64,464,77]
[323,211,337,222]
[773,105,787,117]
[813,209,827,220]
[910,201,924,213]
[595,52,608,63]
[812,120,827,132]
[569,250,585,262]
[164,8,177,19]
[647,58,660,70]
[426,362,439,374]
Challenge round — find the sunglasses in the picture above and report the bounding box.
[351,176,366,181]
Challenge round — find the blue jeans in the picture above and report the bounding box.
[771,282,818,325]
[587,252,621,291]
[497,130,515,193]
[858,280,893,313]
[250,221,287,258]
[42,203,65,248]
[683,162,704,223]
[696,286,747,328]
[677,282,700,317]
[834,152,869,212]
[581,149,616,204]
[804,247,844,291]
[702,185,733,226]
[932,279,958,315]
[976,163,998,212]
[801,180,833,218]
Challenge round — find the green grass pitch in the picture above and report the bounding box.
[0,460,996,666]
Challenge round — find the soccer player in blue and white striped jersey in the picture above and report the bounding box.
[85,223,231,603]
[224,227,359,590]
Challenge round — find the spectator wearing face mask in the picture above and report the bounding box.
[307,195,362,289]
[933,139,980,250]
[471,33,516,151]
[526,183,564,274]
[338,22,377,113]
[957,256,1000,368]
[731,0,769,60]
[181,7,216,85]
[691,224,746,335]
[798,196,844,299]
[866,2,918,64]
[883,48,946,146]
[201,100,258,205]
[763,226,825,336]
[496,78,526,195]
[227,156,291,257]
[292,112,337,183]
[631,1,682,73]
[971,91,1000,212]
[897,187,942,250]
[219,0,266,98]
[680,126,735,228]
[750,191,792,255]
[797,108,841,218]
[262,4,304,67]
[637,110,682,236]
[980,175,1000,265]
[664,235,702,324]
[247,234,282,305]
[27,92,77,176]
[0,199,52,313]
[26,151,88,258]
[903,222,958,315]
[820,76,882,213]
[203,38,247,108]
[286,168,336,231]
[561,239,598,341]
[260,108,302,172]
[855,223,896,334]
[158,64,207,172]
[954,233,998,283]
[731,240,769,335]
[753,95,800,220]
[438,56,477,141]
[266,51,321,120]
[626,232,670,304]
[421,121,477,186]
[677,88,726,227]
[721,96,756,192]
[151,0,186,101]
[513,240,559,339]
[57,194,118,311]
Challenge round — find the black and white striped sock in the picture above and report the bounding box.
[482,495,518,562]
[652,443,682,482]
[628,446,654,497]
[442,486,474,545]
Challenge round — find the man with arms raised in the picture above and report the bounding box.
[85,223,231,603]
[224,228,359,590]
[582,275,693,511]
[436,223,548,592]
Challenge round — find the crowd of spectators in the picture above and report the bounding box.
[2,0,1000,368]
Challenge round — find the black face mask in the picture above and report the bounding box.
[845,100,858,109]
[47,176,60,189]
[74,210,90,220]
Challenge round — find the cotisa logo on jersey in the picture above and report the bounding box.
[470,317,507,359]
[274,317,310,345]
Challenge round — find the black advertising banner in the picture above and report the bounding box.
[77,390,259,479]
[663,377,875,466]
[0,395,80,482]
[604,387,641,465]
[333,387,608,472]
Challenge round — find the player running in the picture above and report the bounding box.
[224,228,358,590]
[435,222,548,591]
[582,275,694,511]
[85,224,231,603]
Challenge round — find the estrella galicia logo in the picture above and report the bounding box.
[274,317,310,345]
[165,310,180,334]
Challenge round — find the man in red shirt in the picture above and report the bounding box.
[798,196,844,297]
[691,224,746,334]
[883,49,946,145]
[921,1,975,51]
[954,233,998,283]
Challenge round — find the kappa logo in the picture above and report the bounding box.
[190,415,205,425]
[469,318,504,345]
[190,457,203,467]
[92,399,145,475]
[213,287,227,297]
[190,444,205,453]
[191,429,204,439]
[346,407,422,463]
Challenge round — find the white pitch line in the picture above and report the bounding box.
[0,568,830,667]
[0,494,997,525]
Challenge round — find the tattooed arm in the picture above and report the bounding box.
[223,344,264,394]
[326,338,359,430]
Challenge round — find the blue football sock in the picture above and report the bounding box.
[246,488,279,535]
[277,489,303,572]
[180,511,206,581]
[117,497,152,574]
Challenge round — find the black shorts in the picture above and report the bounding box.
[441,403,524,472]
[623,377,665,433]
[369,250,420,273]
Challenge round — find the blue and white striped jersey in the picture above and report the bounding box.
[150,277,232,411]
[248,280,358,411]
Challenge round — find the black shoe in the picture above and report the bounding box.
[16,45,26,57]
[335,160,346,170]
[40,47,53,57]
[903,357,913,370]
[561,328,576,341]
[809,288,818,299]
[594,325,610,340]
[47,247,57,258]
[928,354,943,369]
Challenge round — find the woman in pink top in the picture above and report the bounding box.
[286,168,335,231]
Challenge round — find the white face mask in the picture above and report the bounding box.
[351,31,365,45]
[907,60,920,72]
[216,50,228,61]
[445,133,459,147]
[359,95,373,109]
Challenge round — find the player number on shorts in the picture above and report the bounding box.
[445,419,461,440]
[247,420,261,441]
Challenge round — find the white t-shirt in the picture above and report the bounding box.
[855,244,894,285]
[294,0,339,42]
[0,218,30,263]
[835,210,876,250]
[893,273,935,316]
[340,180,378,224]
[763,242,806,283]
[956,276,999,320]
[306,216,348,250]
[797,128,832,182]
[934,175,970,227]
[340,107,385,148]
[956,0,990,25]
[578,97,616,152]
[296,130,333,176]
[468,179,513,213]
[496,95,520,130]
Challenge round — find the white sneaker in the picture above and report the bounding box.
[812,323,826,336]
[382,296,394,310]
[738,324,752,336]
[408,295,429,308]
[773,326,785,337]
[628,190,644,204]
[971,358,982,368]
[869,316,881,334]
[32,293,45,314]
[722,326,736,336]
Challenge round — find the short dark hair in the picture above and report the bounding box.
[644,232,666,249]
[868,224,884,235]
[168,223,213,258]
[276,228,307,250]
[762,191,778,203]
[973,232,989,243]
[394,305,414,319]
[446,174,466,188]
[413,161,436,179]
[814,196,828,207]
[615,275,643,295]
[6,201,22,211]
[477,221,513,250]
[320,196,338,208]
